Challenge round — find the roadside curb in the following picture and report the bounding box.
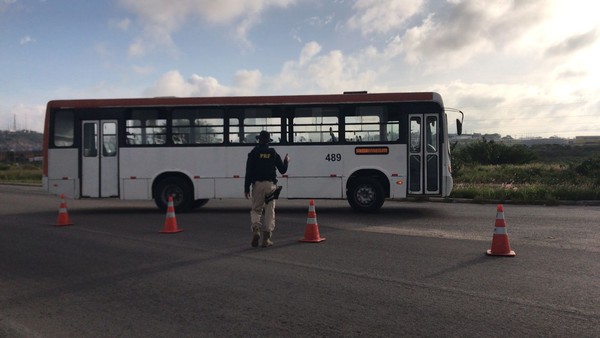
[419,197,600,207]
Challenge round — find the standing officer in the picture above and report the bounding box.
[244,130,290,247]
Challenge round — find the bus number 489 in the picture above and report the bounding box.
[326,153,342,162]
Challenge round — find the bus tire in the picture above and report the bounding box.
[347,177,385,212]
[154,177,194,213]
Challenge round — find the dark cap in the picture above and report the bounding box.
[257,130,272,143]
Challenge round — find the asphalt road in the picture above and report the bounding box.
[1,185,599,337]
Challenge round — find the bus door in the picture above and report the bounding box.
[408,114,440,195]
[81,120,119,197]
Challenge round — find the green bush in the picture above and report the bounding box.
[451,152,600,201]
[575,156,600,186]
[0,163,42,184]
[454,140,536,165]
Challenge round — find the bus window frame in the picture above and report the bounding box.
[171,107,225,145]
[124,108,168,146]
[227,107,284,145]
[52,110,75,148]
[290,105,340,144]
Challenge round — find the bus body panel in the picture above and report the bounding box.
[47,148,79,198]
[121,177,151,200]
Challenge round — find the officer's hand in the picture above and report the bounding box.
[285,153,290,162]
[245,192,251,200]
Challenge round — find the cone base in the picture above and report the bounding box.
[299,237,326,243]
[55,223,74,227]
[486,249,516,257]
[160,229,183,233]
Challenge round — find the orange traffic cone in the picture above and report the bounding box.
[299,200,326,243]
[486,204,516,256]
[55,194,73,227]
[160,196,183,233]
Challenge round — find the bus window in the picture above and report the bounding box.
[292,107,339,143]
[386,123,399,142]
[125,110,166,145]
[53,110,74,147]
[172,118,190,144]
[345,106,387,142]
[173,108,224,144]
[145,119,166,144]
[230,108,282,144]
[126,119,142,145]
[410,117,421,152]
[83,122,98,157]
[102,122,117,156]
[229,118,241,143]
[426,116,437,152]
[193,118,223,144]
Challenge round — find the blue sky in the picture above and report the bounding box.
[1,0,599,138]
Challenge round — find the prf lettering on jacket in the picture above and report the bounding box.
[260,153,271,159]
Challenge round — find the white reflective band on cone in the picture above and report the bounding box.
[494,227,508,235]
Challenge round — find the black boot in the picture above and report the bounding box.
[261,231,273,247]
[251,228,261,248]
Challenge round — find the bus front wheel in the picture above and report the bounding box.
[347,177,385,212]
[154,177,194,213]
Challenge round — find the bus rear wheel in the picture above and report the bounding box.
[154,177,193,213]
[347,177,385,212]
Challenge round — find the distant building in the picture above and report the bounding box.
[449,134,572,146]
[574,136,600,145]
[520,137,570,146]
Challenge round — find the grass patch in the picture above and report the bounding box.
[0,163,42,185]
[452,162,599,202]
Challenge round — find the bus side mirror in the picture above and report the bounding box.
[456,119,463,136]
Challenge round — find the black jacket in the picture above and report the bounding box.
[244,144,288,193]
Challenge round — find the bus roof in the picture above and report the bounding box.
[47,92,443,110]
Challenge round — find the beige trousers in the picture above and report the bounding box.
[250,181,277,232]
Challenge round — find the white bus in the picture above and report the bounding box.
[43,91,463,212]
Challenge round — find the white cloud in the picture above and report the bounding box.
[389,1,550,71]
[299,41,321,65]
[233,70,262,95]
[545,27,600,58]
[347,0,424,35]
[118,0,296,55]
[436,81,600,137]
[20,35,35,45]
[269,41,381,94]
[143,69,263,97]
[128,39,146,57]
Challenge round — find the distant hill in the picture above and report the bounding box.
[0,130,43,151]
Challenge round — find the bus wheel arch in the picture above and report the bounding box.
[193,199,209,209]
[153,173,194,213]
[346,170,388,212]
